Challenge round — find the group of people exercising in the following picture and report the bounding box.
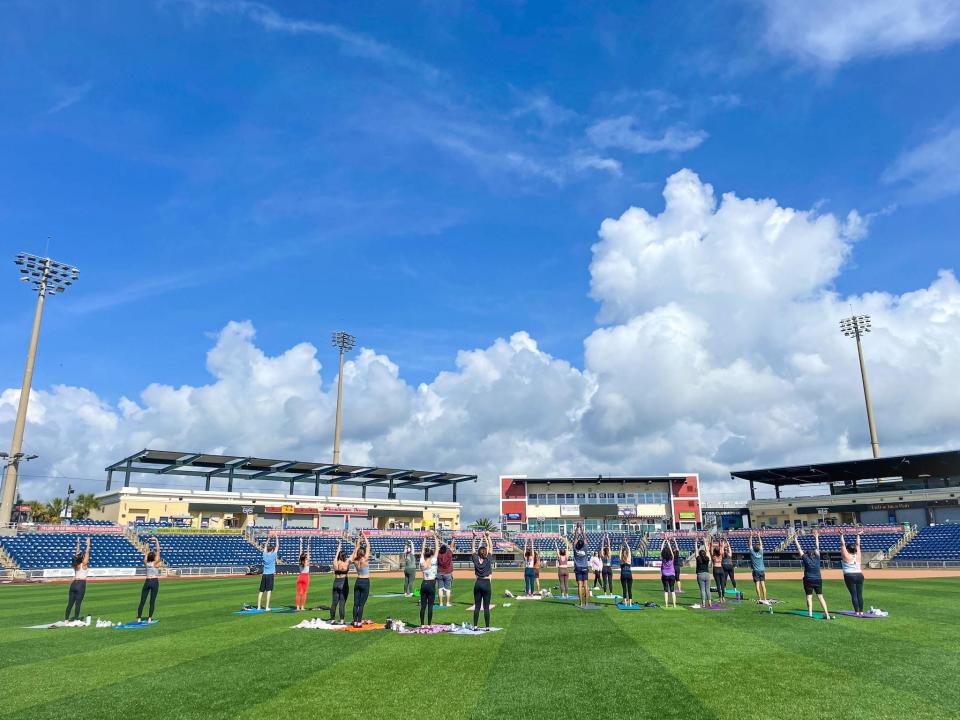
[64,526,868,626]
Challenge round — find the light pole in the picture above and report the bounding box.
[330,331,356,497]
[839,314,880,459]
[0,253,80,526]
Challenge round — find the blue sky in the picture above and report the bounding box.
[3,1,960,509]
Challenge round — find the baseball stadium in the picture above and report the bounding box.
[4,4,960,720]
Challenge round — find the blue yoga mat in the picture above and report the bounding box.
[115,620,159,630]
[616,603,643,610]
[784,610,833,620]
[234,608,267,615]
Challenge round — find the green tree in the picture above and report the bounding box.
[45,497,66,521]
[470,517,497,531]
[27,500,48,522]
[72,493,103,519]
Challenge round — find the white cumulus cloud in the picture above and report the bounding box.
[5,171,960,519]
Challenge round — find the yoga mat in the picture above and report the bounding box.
[343,622,385,632]
[616,603,643,610]
[784,610,832,620]
[23,622,75,629]
[291,619,347,630]
[448,626,503,635]
[576,603,603,611]
[234,608,268,615]
[693,604,728,611]
[835,610,886,619]
[515,595,543,601]
[553,595,578,600]
[592,594,617,600]
[373,593,406,598]
[115,620,159,630]
[397,624,448,635]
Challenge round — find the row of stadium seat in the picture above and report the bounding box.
[0,533,143,569]
[895,524,960,560]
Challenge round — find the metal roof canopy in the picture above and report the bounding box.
[732,449,960,498]
[105,449,476,501]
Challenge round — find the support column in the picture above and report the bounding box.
[452,482,457,503]
[775,485,781,499]
[749,480,755,501]
[314,473,321,497]
[123,459,132,488]
[362,485,367,500]
[424,488,430,501]
[106,469,113,491]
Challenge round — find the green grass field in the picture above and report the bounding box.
[2,574,958,719]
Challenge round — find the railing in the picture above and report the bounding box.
[884,560,960,569]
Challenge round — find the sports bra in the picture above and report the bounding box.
[525,558,534,568]
[74,567,88,580]
[422,558,437,581]
[356,564,370,578]
[299,565,310,574]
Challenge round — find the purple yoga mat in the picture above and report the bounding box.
[835,610,886,618]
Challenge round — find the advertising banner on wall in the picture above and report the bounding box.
[559,505,579,516]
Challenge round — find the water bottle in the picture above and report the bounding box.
[85,615,92,626]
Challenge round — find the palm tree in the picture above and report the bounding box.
[72,493,102,520]
[45,497,66,521]
[470,517,497,531]
[27,501,48,522]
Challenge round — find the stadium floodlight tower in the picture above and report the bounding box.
[0,253,80,526]
[839,313,880,459]
[330,331,356,496]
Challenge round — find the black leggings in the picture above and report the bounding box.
[723,564,737,589]
[330,576,349,621]
[352,578,370,623]
[137,578,158,619]
[713,568,727,598]
[473,578,491,627]
[844,572,865,613]
[594,569,602,587]
[420,580,436,625]
[65,579,86,620]
[620,574,633,600]
[601,566,613,593]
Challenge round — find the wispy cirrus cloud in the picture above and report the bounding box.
[759,0,960,66]
[178,0,441,80]
[882,124,960,201]
[587,115,708,154]
[45,82,92,115]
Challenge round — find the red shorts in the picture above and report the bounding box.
[296,573,310,593]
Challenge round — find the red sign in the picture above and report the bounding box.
[262,506,368,517]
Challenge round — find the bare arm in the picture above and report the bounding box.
[153,536,161,564]
[856,533,861,561]
[83,537,91,567]
[472,532,477,556]
[814,530,821,557]
[758,534,764,552]
[485,531,493,557]
[793,535,803,556]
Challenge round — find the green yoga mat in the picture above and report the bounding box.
[784,610,832,620]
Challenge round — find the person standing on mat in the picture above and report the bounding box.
[589,549,603,591]
[670,537,684,594]
[437,536,455,607]
[749,531,767,603]
[471,531,493,629]
[402,542,417,597]
[600,534,613,594]
[65,536,90,622]
[136,536,161,623]
[419,531,440,625]
[693,536,711,608]
[721,538,737,594]
[350,531,371,627]
[619,540,634,606]
[793,530,831,619]
[329,535,350,625]
[660,538,677,608]
[257,531,279,611]
[533,548,542,593]
[709,536,727,603]
[555,539,570,597]
[294,538,311,611]
[840,530,865,616]
[522,537,536,596]
[572,524,591,608]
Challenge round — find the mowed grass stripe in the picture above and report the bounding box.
[471,596,719,720]
[615,593,952,720]
[11,624,381,720]
[233,579,518,720]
